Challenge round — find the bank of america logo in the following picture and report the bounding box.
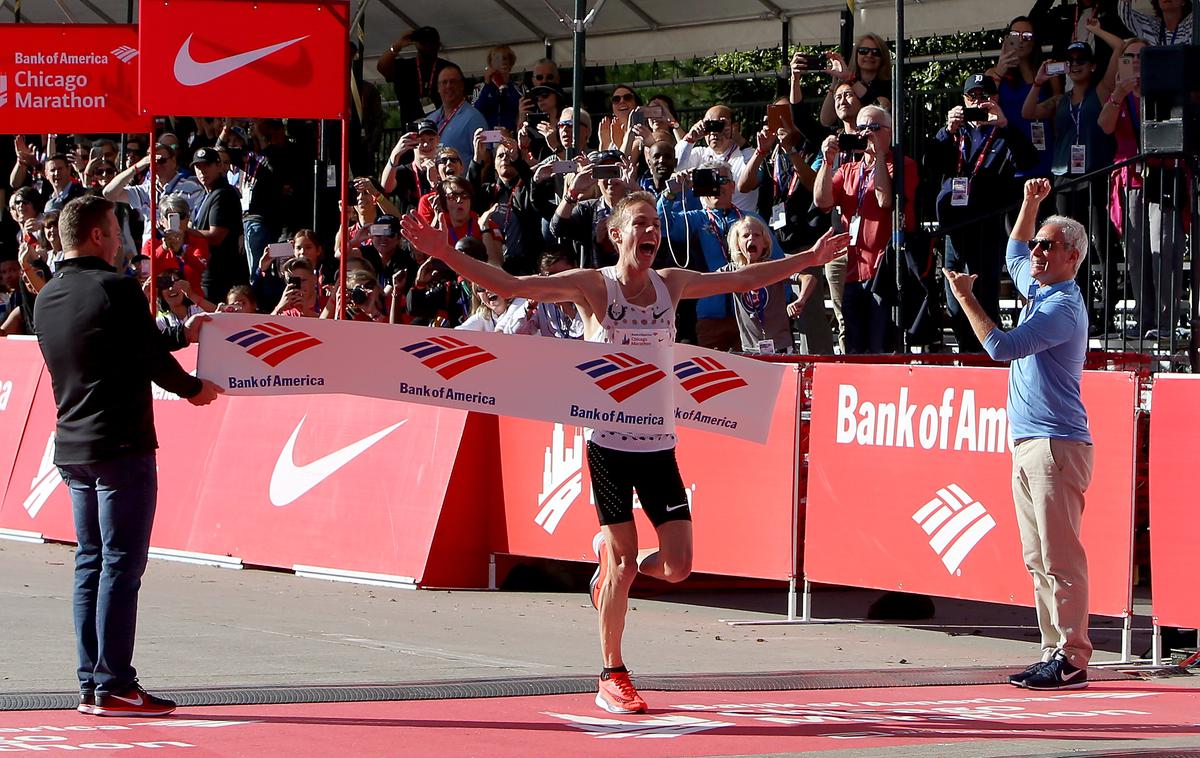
[402,335,497,379]
[111,46,139,63]
[674,357,748,402]
[0,74,8,107]
[575,352,667,402]
[912,484,996,575]
[226,322,322,367]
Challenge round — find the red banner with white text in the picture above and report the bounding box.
[0,24,149,134]
[804,364,1137,617]
[1148,376,1200,629]
[138,0,349,119]
[493,368,802,580]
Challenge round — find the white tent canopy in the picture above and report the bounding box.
[16,0,1040,79]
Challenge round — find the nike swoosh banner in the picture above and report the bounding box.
[197,314,785,443]
[138,0,349,119]
[0,25,151,134]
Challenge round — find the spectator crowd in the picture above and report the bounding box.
[2,0,1195,352]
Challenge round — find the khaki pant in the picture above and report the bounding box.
[1011,437,1094,668]
[824,256,848,354]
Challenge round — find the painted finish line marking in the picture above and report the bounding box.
[0,683,1197,756]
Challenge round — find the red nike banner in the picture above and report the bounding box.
[804,364,1138,617]
[491,371,803,580]
[0,24,149,134]
[138,0,349,119]
[1148,376,1200,629]
[0,346,493,588]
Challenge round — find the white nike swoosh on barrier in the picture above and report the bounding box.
[269,416,407,507]
[173,34,308,87]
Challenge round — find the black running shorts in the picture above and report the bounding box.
[586,441,691,527]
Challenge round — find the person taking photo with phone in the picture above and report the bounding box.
[141,195,210,296]
[933,73,1037,352]
[815,105,919,353]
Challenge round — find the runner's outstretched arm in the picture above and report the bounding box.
[666,228,850,300]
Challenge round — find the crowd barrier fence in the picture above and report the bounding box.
[0,339,1191,665]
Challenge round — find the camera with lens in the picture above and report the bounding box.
[348,286,369,305]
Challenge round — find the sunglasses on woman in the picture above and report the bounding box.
[1007,31,1036,41]
[857,46,883,57]
[436,156,462,165]
[611,92,635,103]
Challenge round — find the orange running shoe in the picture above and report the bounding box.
[589,532,607,610]
[595,671,648,714]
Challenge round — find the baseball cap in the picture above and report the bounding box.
[191,147,221,165]
[372,215,400,236]
[587,149,624,165]
[413,119,438,135]
[528,85,566,100]
[1066,41,1095,60]
[962,73,998,96]
[410,26,440,45]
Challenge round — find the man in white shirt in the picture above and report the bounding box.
[675,105,757,213]
[102,143,203,246]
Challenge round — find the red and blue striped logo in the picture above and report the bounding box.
[225,322,322,367]
[674,356,748,402]
[401,335,497,379]
[575,352,667,402]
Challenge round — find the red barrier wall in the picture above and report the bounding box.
[0,339,43,508]
[493,368,802,580]
[0,347,493,588]
[805,364,1138,617]
[1148,376,1200,629]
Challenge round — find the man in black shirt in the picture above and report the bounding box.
[376,26,454,130]
[33,195,221,718]
[241,119,297,274]
[190,147,246,303]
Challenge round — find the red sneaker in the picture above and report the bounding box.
[589,532,608,610]
[94,683,176,717]
[595,671,648,714]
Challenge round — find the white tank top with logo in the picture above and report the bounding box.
[586,266,677,452]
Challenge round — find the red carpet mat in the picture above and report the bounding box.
[1,681,1197,756]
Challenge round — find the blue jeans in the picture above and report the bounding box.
[58,453,158,696]
[243,217,280,278]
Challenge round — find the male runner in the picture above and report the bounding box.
[401,191,849,713]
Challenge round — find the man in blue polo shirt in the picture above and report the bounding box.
[429,64,489,161]
[945,177,1093,692]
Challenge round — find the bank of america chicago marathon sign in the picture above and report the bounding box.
[0,25,149,134]
[197,313,786,443]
